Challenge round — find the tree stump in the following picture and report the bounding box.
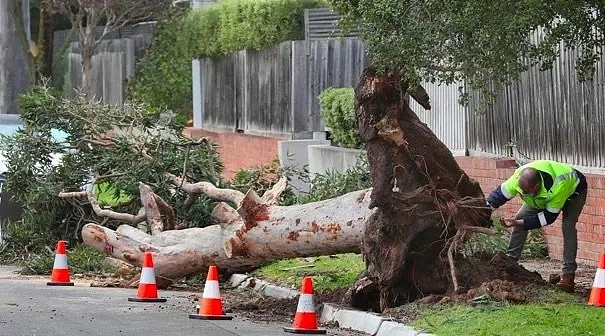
[351,67,492,311]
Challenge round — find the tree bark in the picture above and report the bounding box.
[352,67,492,311]
[39,3,54,80]
[0,0,29,114]
[81,34,95,97]
[77,181,373,288]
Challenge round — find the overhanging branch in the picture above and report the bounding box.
[59,190,146,224]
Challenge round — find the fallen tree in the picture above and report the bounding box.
[6,85,537,308]
[5,86,382,288]
[59,173,373,287]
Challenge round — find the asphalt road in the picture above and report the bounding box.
[0,267,359,336]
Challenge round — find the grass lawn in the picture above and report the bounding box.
[411,300,605,336]
[252,253,364,290]
[255,254,603,335]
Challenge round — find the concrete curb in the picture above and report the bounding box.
[320,303,384,335]
[228,274,299,299]
[227,274,433,336]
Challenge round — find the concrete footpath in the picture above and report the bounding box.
[228,274,434,336]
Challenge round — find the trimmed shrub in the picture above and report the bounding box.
[318,87,361,149]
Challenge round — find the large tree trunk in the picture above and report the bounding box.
[352,67,492,311]
[39,3,55,80]
[0,0,29,114]
[81,36,95,97]
[79,188,373,288]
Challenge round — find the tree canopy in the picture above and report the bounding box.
[330,0,604,103]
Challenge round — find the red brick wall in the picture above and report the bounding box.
[182,128,604,265]
[455,156,605,266]
[184,128,281,180]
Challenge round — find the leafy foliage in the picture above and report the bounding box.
[461,219,548,259]
[318,87,362,149]
[229,159,284,196]
[227,152,370,206]
[289,153,371,205]
[129,0,326,113]
[0,85,224,259]
[17,243,114,276]
[0,219,56,265]
[228,158,303,206]
[329,0,604,104]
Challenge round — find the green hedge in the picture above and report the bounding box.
[318,87,362,149]
[129,0,325,115]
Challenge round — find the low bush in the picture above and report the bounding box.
[318,87,361,149]
[462,219,548,259]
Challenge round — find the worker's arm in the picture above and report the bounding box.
[486,172,520,209]
[516,210,560,229]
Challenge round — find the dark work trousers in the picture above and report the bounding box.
[507,188,588,274]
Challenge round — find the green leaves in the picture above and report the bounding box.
[1,85,225,259]
[295,153,371,204]
[329,0,604,102]
[318,87,361,149]
[129,0,325,114]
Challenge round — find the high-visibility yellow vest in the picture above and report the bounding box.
[501,160,580,212]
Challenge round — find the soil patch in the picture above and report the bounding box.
[222,288,349,324]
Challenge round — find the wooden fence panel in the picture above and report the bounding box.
[242,42,293,133]
[63,36,151,105]
[201,54,237,129]
[467,44,605,167]
[291,40,310,132]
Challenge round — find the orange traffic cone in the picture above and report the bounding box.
[189,265,232,320]
[128,252,167,302]
[284,277,326,334]
[588,253,605,307]
[47,241,74,286]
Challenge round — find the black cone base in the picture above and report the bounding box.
[128,297,167,302]
[189,314,233,320]
[47,282,74,286]
[283,327,327,334]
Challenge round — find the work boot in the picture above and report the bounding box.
[557,273,575,293]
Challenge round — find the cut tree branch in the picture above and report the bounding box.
[153,193,176,230]
[164,172,245,204]
[59,190,146,224]
[139,183,164,235]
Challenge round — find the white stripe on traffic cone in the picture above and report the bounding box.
[140,267,156,284]
[53,254,68,269]
[203,280,221,299]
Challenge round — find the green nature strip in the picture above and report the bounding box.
[253,253,364,291]
[410,303,605,336]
